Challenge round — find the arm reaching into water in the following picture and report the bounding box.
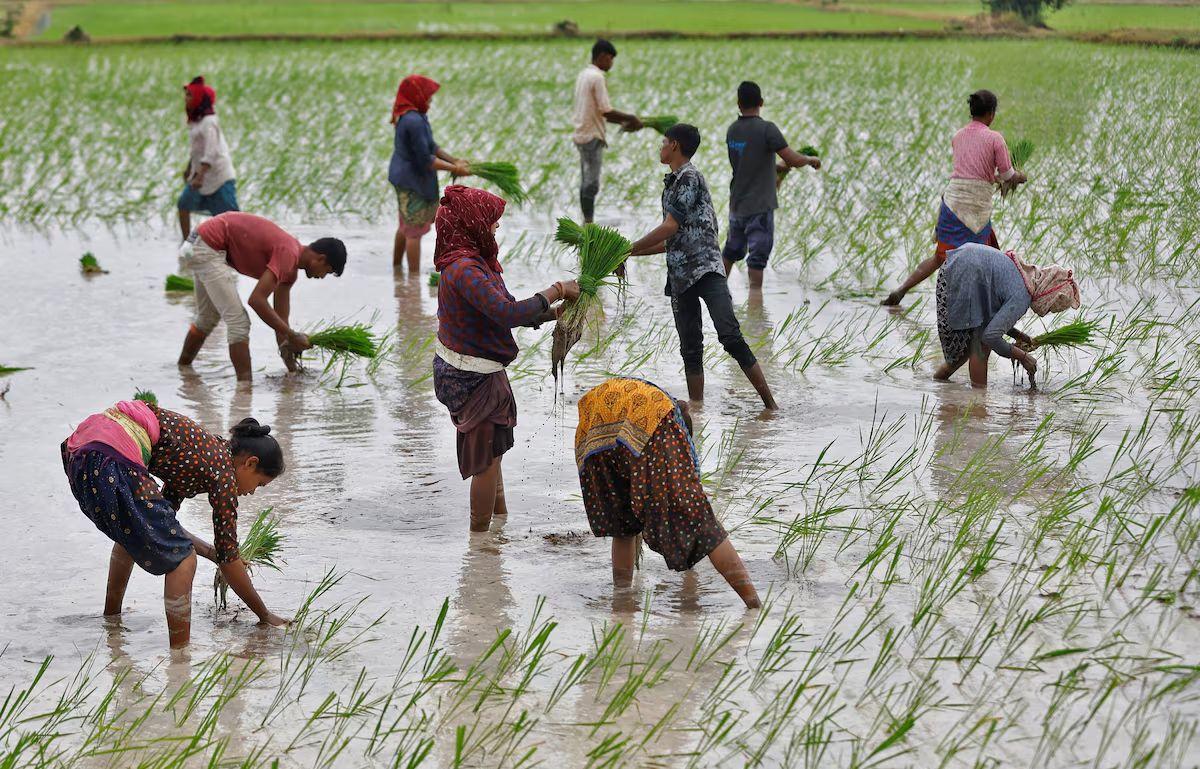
[218,559,289,627]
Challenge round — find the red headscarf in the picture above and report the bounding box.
[390,75,440,124]
[184,76,216,123]
[434,185,506,274]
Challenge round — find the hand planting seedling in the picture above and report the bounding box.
[79,252,107,275]
[460,161,528,204]
[551,220,631,383]
[165,274,194,292]
[214,507,283,610]
[641,115,680,135]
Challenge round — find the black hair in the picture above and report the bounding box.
[229,418,285,477]
[592,39,617,60]
[968,89,998,118]
[737,81,763,109]
[309,237,347,276]
[664,123,701,158]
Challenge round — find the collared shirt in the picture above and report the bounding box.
[389,111,440,201]
[146,405,242,564]
[660,162,725,296]
[572,64,613,145]
[951,120,1015,183]
[187,114,236,196]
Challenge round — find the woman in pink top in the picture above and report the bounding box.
[883,90,1028,307]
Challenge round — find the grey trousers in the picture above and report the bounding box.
[577,139,604,221]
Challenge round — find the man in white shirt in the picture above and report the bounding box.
[572,39,643,223]
[178,76,240,241]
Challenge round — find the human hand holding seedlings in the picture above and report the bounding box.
[218,558,289,627]
[1014,347,1038,388]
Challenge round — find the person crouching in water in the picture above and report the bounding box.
[62,401,290,647]
[432,185,580,531]
[934,242,1080,387]
[883,89,1028,307]
[575,378,761,608]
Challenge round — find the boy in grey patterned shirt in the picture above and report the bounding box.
[629,124,778,410]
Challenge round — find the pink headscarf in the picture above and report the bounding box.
[1007,251,1081,317]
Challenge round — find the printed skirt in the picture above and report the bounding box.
[62,443,193,575]
[580,416,727,571]
[394,186,439,238]
[935,202,998,263]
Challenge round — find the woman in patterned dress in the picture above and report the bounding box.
[61,400,289,647]
[575,378,760,608]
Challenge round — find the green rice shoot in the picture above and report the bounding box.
[551,222,632,381]
[215,507,284,610]
[428,271,440,287]
[467,161,528,204]
[308,323,380,359]
[641,115,679,135]
[554,216,585,249]
[132,388,158,405]
[0,365,31,377]
[1033,319,1098,350]
[165,274,194,292]
[799,144,820,157]
[1010,138,1035,168]
[79,252,105,274]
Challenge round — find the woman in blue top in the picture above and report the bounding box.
[389,75,470,272]
[934,243,1080,388]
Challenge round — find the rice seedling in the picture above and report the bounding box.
[550,221,631,381]
[799,145,820,157]
[1009,137,1035,169]
[640,115,679,135]
[427,271,439,287]
[164,273,194,292]
[215,507,284,609]
[78,251,106,274]
[0,365,30,376]
[132,388,157,405]
[308,323,379,358]
[465,161,528,204]
[1033,319,1099,350]
[554,216,585,249]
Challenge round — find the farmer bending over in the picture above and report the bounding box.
[62,402,289,647]
[628,123,777,410]
[177,211,347,380]
[576,378,760,608]
[934,243,1079,387]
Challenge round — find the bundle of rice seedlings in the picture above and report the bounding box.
[551,223,631,381]
[641,115,679,135]
[215,507,284,610]
[133,388,158,405]
[165,274,194,292]
[466,161,528,204]
[554,216,585,249]
[1033,319,1098,350]
[307,323,380,359]
[1000,138,1034,198]
[79,252,107,274]
[799,145,820,157]
[428,271,440,287]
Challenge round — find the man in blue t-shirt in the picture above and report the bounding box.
[723,81,821,291]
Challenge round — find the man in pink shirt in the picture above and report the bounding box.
[177,212,347,380]
[883,89,1027,306]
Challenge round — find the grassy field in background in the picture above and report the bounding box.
[26,0,1200,40]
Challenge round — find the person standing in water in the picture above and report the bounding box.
[177,76,239,242]
[628,123,777,410]
[61,402,289,647]
[177,211,347,381]
[572,39,644,223]
[883,89,1028,306]
[723,81,820,291]
[389,74,471,272]
[575,378,760,608]
[934,242,1079,387]
[432,185,580,532]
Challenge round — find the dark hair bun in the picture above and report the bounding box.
[231,417,272,439]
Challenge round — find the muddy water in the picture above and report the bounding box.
[1,208,1196,765]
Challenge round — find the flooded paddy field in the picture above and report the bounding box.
[1,38,1199,767]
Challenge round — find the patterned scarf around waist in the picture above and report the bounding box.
[103,407,154,466]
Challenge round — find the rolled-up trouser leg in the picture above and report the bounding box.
[187,238,251,344]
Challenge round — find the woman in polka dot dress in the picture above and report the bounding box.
[575,378,760,608]
[61,401,290,647]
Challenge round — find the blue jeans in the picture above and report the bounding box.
[670,272,757,376]
[722,209,775,271]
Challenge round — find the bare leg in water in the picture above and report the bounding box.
[882,254,941,306]
[707,538,760,608]
[178,208,191,242]
[104,544,135,616]
[163,553,198,648]
[493,464,508,517]
[405,236,422,274]
[469,456,501,532]
[611,536,637,588]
